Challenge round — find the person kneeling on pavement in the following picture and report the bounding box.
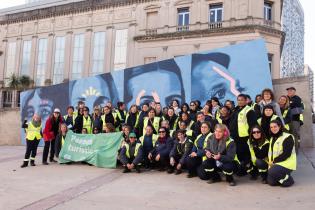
[168,129,193,175]
[268,120,296,187]
[148,127,173,171]
[119,133,143,173]
[247,125,269,183]
[199,124,238,186]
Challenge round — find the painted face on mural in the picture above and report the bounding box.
[126,70,182,107]
[70,76,111,111]
[125,60,185,108]
[23,88,53,123]
[191,53,244,105]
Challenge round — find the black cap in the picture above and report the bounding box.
[286,87,296,91]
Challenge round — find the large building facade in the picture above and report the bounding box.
[0,0,286,108]
[281,0,304,77]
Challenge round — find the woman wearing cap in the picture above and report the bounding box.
[21,114,42,168]
[199,124,238,186]
[247,125,269,183]
[268,120,296,187]
[43,108,63,165]
[119,132,143,173]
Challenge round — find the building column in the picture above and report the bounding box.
[127,23,136,68]
[0,39,8,85]
[64,31,73,80]
[84,28,93,77]
[30,35,38,83]
[46,33,55,85]
[15,37,23,76]
[105,26,114,73]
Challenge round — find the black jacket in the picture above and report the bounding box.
[169,138,193,165]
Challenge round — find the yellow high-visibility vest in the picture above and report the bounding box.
[25,122,42,140]
[268,132,296,170]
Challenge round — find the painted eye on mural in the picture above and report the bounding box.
[212,88,226,100]
[26,107,34,119]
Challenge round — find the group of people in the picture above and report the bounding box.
[21,86,304,187]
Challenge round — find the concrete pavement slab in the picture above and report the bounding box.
[0,146,314,210]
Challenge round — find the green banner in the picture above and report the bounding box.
[59,130,123,168]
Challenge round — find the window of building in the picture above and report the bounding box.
[209,4,223,23]
[92,32,106,76]
[2,91,12,108]
[268,53,273,73]
[20,40,32,76]
[53,36,66,84]
[144,57,156,64]
[146,12,158,29]
[5,42,17,86]
[72,34,85,80]
[264,2,272,21]
[114,29,128,71]
[36,38,48,86]
[178,8,189,26]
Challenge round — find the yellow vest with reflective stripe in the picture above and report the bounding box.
[125,143,141,158]
[238,106,252,137]
[83,116,92,134]
[61,136,65,146]
[247,139,269,165]
[63,114,76,125]
[143,117,160,134]
[101,113,116,130]
[282,109,290,130]
[125,113,140,128]
[268,132,296,170]
[139,134,158,146]
[194,133,212,161]
[116,110,127,121]
[257,115,278,126]
[25,122,42,140]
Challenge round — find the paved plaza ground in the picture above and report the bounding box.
[0,145,314,210]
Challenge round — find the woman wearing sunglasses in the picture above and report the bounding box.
[247,125,269,184]
[148,127,173,171]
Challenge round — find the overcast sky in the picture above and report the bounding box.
[0,0,314,71]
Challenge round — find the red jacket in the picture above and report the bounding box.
[43,115,63,141]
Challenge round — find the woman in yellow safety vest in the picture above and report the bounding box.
[55,123,68,158]
[247,125,269,184]
[258,105,280,139]
[21,114,42,168]
[268,120,296,187]
[278,95,292,132]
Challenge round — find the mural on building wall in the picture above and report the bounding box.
[20,39,272,144]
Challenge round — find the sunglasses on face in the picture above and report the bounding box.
[159,131,166,133]
[252,131,261,134]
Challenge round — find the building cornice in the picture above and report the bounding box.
[134,25,285,42]
[0,0,158,25]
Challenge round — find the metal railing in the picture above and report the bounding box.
[137,17,281,37]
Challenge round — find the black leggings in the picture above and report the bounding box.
[43,139,56,162]
[24,139,40,161]
[268,164,294,187]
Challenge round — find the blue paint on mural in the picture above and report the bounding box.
[20,39,272,145]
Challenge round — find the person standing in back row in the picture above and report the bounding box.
[286,87,304,151]
[229,94,257,176]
